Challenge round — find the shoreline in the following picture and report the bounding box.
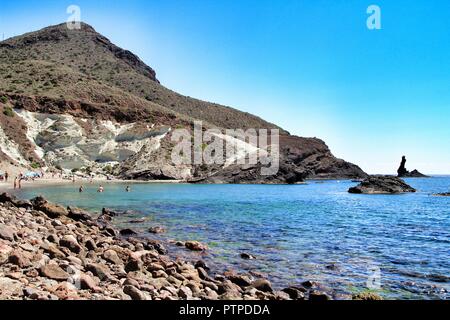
[0,192,354,301]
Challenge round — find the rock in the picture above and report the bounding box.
[67,207,92,222]
[123,285,147,300]
[228,274,253,287]
[178,286,193,299]
[41,242,66,259]
[125,258,143,272]
[86,263,111,280]
[0,225,15,241]
[103,249,123,265]
[0,193,16,204]
[397,156,428,178]
[352,292,383,300]
[251,279,273,293]
[194,260,209,270]
[301,280,317,288]
[0,277,23,299]
[40,264,70,281]
[31,196,68,218]
[8,250,32,268]
[84,238,97,251]
[185,241,208,251]
[148,226,166,234]
[309,290,331,301]
[59,235,82,253]
[240,253,256,260]
[348,176,416,194]
[79,273,98,290]
[282,286,306,299]
[120,229,137,236]
[434,192,450,197]
[123,278,140,288]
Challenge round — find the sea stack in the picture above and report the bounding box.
[397,156,428,178]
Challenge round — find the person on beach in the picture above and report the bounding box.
[79,185,84,193]
[4,171,8,182]
[13,177,17,189]
[126,186,131,192]
[97,185,104,193]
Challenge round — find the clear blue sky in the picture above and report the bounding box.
[1,0,449,174]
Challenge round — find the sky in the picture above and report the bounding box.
[0,0,449,174]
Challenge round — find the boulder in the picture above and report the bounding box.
[434,192,450,197]
[0,225,15,242]
[240,253,256,260]
[8,250,32,268]
[123,285,147,300]
[148,226,166,234]
[103,249,123,265]
[67,207,92,222]
[40,264,70,281]
[348,176,416,194]
[185,241,208,251]
[31,196,68,218]
[251,279,273,293]
[120,229,137,236]
[59,235,82,253]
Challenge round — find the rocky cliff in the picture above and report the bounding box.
[0,23,367,182]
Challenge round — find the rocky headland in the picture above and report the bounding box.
[348,176,416,194]
[0,192,344,301]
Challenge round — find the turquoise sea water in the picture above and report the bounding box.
[13,177,450,299]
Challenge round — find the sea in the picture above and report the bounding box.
[13,177,450,299]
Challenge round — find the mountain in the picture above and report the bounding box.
[0,23,367,182]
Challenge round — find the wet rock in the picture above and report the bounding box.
[148,226,166,234]
[59,235,82,253]
[348,176,416,194]
[309,290,331,301]
[40,264,69,281]
[194,260,209,270]
[282,286,306,299]
[240,252,256,260]
[251,279,273,293]
[228,274,253,287]
[120,229,137,236]
[352,292,383,300]
[0,225,15,241]
[301,280,317,288]
[434,192,450,197]
[67,207,92,222]
[31,196,68,218]
[185,241,208,251]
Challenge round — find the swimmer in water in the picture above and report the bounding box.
[79,185,84,193]
[125,186,131,192]
[97,185,104,193]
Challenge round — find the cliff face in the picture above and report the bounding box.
[0,23,367,182]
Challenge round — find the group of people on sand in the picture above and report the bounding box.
[78,185,131,193]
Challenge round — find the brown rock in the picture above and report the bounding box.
[148,226,166,234]
[59,235,82,253]
[251,279,273,293]
[123,285,146,300]
[8,250,32,268]
[86,263,111,280]
[0,225,15,241]
[40,264,69,281]
[185,241,208,251]
[103,249,123,265]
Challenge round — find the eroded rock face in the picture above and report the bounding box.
[348,176,416,194]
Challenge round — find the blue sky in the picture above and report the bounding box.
[1,0,449,174]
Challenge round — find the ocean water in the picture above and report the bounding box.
[13,177,450,299]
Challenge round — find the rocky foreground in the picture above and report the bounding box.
[0,193,346,301]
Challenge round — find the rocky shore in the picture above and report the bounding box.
[348,176,416,194]
[0,193,342,301]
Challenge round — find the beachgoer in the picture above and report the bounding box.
[13,177,17,189]
[126,186,131,192]
[97,185,104,193]
[4,171,8,182]
[79,186,84,193]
